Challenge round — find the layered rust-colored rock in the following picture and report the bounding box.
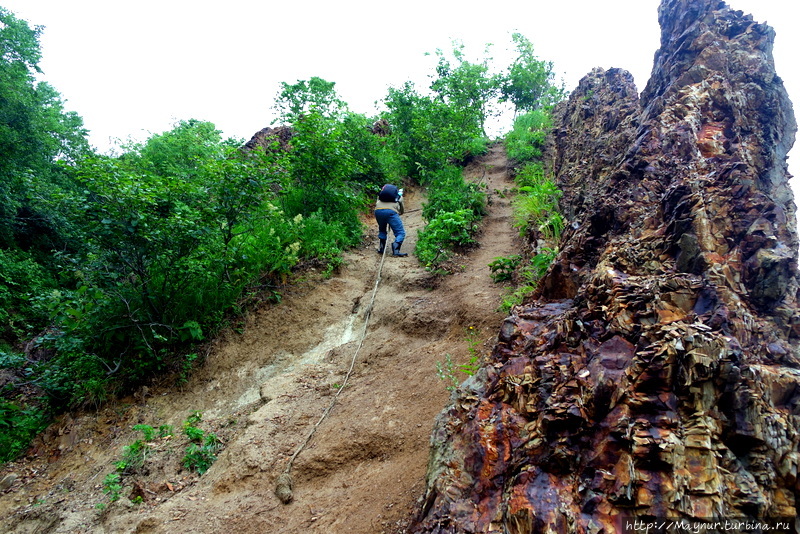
[411,0,798,531]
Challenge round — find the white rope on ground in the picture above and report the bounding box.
[275,241,390,504]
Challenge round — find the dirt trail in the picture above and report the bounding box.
[0,144,519,533]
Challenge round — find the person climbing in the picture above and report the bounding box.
[374,184,408,257]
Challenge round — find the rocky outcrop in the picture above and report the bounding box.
[410,0,798,531]
[242,125,294,152]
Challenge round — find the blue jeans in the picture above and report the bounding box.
[375,209,405,243]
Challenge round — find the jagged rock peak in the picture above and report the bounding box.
[409,0,799,531]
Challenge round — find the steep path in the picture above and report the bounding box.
[0,144,519,533]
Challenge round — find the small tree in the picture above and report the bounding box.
[0,7,89,248]
[272,77,345,124]
[429,40,499,136]
[499,33,565,116]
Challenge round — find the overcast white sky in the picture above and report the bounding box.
[2,0,798,189]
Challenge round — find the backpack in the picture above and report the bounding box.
[378,184,400,202]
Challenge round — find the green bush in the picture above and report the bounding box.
[0,249,54,339]
[183,433,221,475]
[120,439,148,473]
[102,472,122,503]
[511,163,563,241]
[0,400,51,463]
[496,250,558,313]
[504,110,551,163]
[488,255,521,283]
[416,209,479,267]
[181,411,221,475]
[422,166,486,222]
[338,112,402,189]
[33,347,110,409]
[383,83,484,181]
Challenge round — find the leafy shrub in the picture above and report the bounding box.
[415,163,487,271]
[530,247,558,279]
[133,424,156,441]
[496,248,559,312]
[181,411,221,475]
[488,255,521,283]
[120,439,148,473]
[511,163,563,241]
[422,166,486,222]
[461,136,490,162]
[183,433,221,475]
[383,83,484,181]
[0,401,51,463]
[102,472,122,503]
[514,160,546,188]
[504,110,551,163]
[31,345,110,409]
[416,209,479,267]
[0,249,54,339]
[338,112,402,188]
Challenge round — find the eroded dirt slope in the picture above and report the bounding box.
[0,144,519,533]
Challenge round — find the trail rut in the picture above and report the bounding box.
[0,144,520,534]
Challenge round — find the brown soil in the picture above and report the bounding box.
[0,144,519,533]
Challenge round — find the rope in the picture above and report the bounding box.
[276,240,390,504]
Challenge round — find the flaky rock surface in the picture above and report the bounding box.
[410,0,799,531]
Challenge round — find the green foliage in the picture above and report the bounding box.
[28,124,291,399]
[0,400,51,462]
[416,209,479,268]
[184,425,205,442]
[511,163,563,241]
[274,110,374,267]
[436,326,483,391]
[182,432,221,475]
[429,40,499,136]
[422,166,486,222]
[497,262,535,312]
[488,255,521,283]
[0,8,89,248]
[134,119,228,178]
[176,352,198,386]
[461,325,482,376]
[530,247,559,279]
[496,249,560,312]
[499,284,537,313]
[120,439,149,473]
[273,77,344,123]
[181,411,221,475]
[497,108,564,313]
[185,410,203,427]
[337,112,401,189]
[102,472,122,503]
[30,344,110,409]
[132,424,155,441]
[504,111,551,163]
[383,82,485,180]
[0,349,25,369]
[286,111,362,193]
[499,33,566,115]
[415,166,486,271]
[436,354,459,391]
[0,248,54,339]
